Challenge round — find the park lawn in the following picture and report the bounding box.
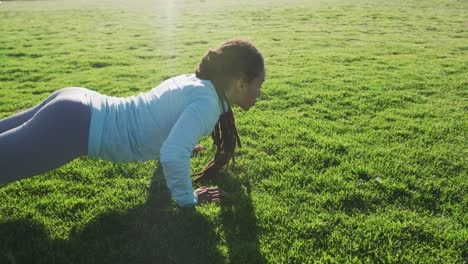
[0,0,466,263]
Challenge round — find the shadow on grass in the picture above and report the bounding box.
[0,164,263,263]
[211,171,265,264]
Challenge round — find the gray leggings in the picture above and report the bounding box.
[0,87,93,184]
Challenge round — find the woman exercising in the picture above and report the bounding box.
[0,38,265,207]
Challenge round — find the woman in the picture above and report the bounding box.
[0,39,265,207]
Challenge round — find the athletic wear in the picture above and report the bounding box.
[0,87,92,184]
[87,74,227,206]
[0,75,227,207]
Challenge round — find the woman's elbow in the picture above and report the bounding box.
[159,144,190,164]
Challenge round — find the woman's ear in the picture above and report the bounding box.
[225,78,241,106]
[230,78,244,93]
[238,78,246,91]
[237,73,248,91]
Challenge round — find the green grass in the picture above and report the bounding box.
[0,0,467,263]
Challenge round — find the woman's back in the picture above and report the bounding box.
[88,74,226,162]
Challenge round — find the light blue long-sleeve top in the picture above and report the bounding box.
[87,74,227,206]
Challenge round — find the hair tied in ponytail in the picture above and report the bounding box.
[193,39,264,183]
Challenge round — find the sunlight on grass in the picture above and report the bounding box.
[0,0,466,263]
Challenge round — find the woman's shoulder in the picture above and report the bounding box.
[148,74,212,97]
[172,74,218,99]
[149,73,224,112]
[171,73,212,89]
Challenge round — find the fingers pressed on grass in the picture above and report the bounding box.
[195,144,207,150]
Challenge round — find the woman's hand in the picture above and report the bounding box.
[192,144,207,157]
[194,186,227,204]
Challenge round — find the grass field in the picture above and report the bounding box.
[0,0,467,263]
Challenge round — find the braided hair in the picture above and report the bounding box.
[192,39,264,182]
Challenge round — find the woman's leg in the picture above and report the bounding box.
[0,89,63,134]
[0,88,92,184]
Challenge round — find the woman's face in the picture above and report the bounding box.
[234,69,265,111]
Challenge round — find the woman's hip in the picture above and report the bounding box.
[52,87,98,107]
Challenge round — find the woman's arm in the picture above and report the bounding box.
[159,99,221,207]
[192,144,207,157]
[194,186,227,204]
